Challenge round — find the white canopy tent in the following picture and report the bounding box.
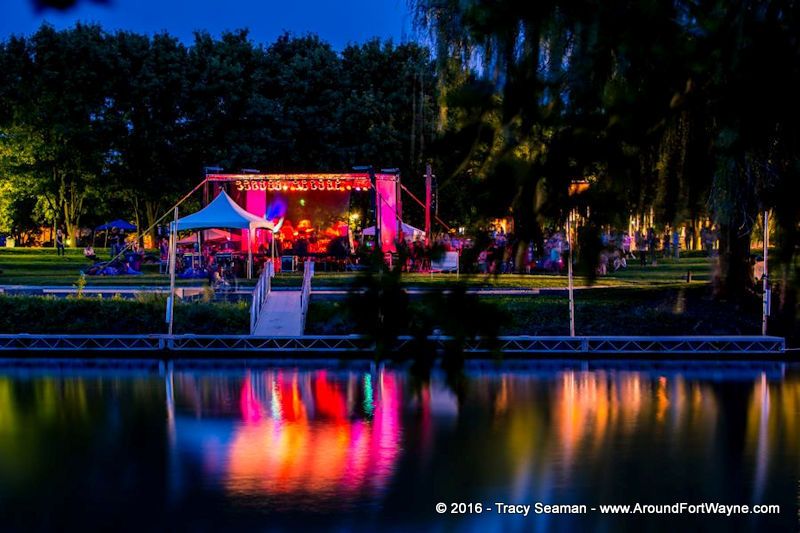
[362,222,425,242]
[169,190,273,278]
[177,228,240,245]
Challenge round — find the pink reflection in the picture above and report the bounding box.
[225,370,401,500]
[239,373,263,424]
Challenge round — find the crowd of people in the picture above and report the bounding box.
[392,223,722,276]
[58,219,724,281]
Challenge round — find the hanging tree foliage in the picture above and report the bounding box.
[412,0,800,312]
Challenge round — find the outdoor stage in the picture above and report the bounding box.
[202,171,404,256]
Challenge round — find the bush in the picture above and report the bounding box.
[0,295,248,334]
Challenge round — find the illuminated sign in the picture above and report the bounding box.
[233,177,371,192]
[206,173,397,193]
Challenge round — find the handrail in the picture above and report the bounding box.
[249,260,274,333]
[300,259,314,330]
[0,334,785,355]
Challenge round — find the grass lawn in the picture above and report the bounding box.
[0,247,209,287]
[0,247,715,289]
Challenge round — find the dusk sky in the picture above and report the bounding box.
[1,0,415,49]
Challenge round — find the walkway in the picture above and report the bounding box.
[252,290,304,336]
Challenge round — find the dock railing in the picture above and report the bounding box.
[300,260,314,331]
[0,334,786,355]
[249,260,274,334]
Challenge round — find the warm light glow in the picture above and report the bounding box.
[568,180,590,196]
[219,370,401,502]
[208,172,391,193]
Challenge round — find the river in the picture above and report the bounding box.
[0,359,796,531]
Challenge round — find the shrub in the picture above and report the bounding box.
[0,295,247,334]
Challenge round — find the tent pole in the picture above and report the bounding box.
[167,207,178,336]
[247,226,253,279]
[762,210,770,335]
[196,230,202,270]
[567,209,575,337]
[425,163,432,245]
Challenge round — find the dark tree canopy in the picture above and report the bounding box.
[413,0,800,305]
[0,24,437,244]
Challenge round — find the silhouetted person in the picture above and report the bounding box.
[55,229,65,256]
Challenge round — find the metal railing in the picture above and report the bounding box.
[249,261,274,334]
[0,334,165,351]
[0,334,786,355]
[299,260,314,331]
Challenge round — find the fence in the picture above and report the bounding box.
[300,260,314,331]
[0,334,785,355]
[249,260,274,334]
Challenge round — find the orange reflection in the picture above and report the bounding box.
[224,370,401,500]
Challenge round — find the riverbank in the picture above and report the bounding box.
[306,285,761,336]
[0,284,759,337]
[0,294,247,334]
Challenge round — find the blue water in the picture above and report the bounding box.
[0,359,797,531]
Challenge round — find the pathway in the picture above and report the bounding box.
[252,290,304,336]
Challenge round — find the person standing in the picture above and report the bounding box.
[636,230,646,266]
[672,229,680,260]
[701,225,712,256]
[684,225,693,253]
[647,227,657,265]
[55,228,65,256]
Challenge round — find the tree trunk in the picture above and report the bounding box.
[131,197,142,248]
[145,201,161,250]
[58,174,85,247]
[714,222,752,300]
[692,217,702,251]
[65,221,79,248]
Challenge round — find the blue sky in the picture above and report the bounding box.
[1,0,416,49]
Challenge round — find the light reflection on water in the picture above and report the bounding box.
[0,361,797,531]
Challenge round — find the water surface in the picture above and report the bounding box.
[0,360,797,531]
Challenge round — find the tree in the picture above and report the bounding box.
[338,40,438,226]
[257,34,346,170]
[0,24,116,246]
[107,31,190,245]
[183,30,275,172]
[413,0,800,302]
